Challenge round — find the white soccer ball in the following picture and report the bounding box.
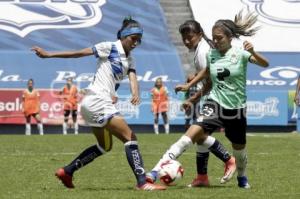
[158,159,184,185]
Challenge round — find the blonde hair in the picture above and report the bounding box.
[213,10,259,38]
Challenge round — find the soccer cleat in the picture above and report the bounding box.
[55,168,74,188]
[237,176,251,189]
[220,156,236,184]
[145,171,158,184]
[187,174,210,187]
[136,182,166,191]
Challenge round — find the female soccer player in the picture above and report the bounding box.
[60,77,79,135]
[31,17,165,191]
[174,11,269,188]
[147,20,236,187]
[151,77,169,134]
[22,79,44,135]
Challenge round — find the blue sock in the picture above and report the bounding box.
[124,141,146,186]
[64,144,104,175]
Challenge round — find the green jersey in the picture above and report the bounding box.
[207,46,251,109]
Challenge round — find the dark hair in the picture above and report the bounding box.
[117,16,142,39]
[213,10,259,38]
[179,20,214,48]
[28,78,34,84]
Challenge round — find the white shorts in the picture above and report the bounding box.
[80,92,119,127]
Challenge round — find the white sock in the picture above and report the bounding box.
[196,144,210,153]
[38,123,44,135]
[202,136,216,148]
[63,122,67,135]
[154,124,159,134]
[152,135,193,171]
[25,123,31,135]
[233,148,247,177]
[164,123,169,134]
[74,123,79,135]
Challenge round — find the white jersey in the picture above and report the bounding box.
[193,39,210,90]
[87,40,135,97]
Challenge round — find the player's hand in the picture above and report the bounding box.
[131,95,140,105]
[243,41,254,54]
[31,46,50,58]
[175,84,189,93]
[181,100,193,112]
[112,96,118,104]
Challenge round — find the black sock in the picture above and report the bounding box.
[124,141,146,186]
[209,139,230,163]
[196,152,210,175]
[64,144,104,175]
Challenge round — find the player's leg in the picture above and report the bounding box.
[189,102,210,187]
[33,113,44,135]
[56,127,111,188]
[146,125,200,183]
[188,143,210,187]
[189,134,234,187]
[195,101,236,185]
[72,110,79,135]
[25,115,31,135]
[225,109,250,188]
[106,115,165,190]
[63,110,70,135]
[161,112,169,134]
[153,112,159,134]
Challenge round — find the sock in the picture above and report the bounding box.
[203,136,230,163]
[25,123,31,135]
[74,123,79,135]
[63,122,67,135]
[152,135,193,171]
[38,123,44,135]
[124,141,146,186]
[154,124,159,134]
[64,144,105,175]
[164,123,169,134]
[196,144,210,175]
[233,148,247,177]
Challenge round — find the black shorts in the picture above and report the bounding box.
[64,110,77,117]
[195,99,247,145]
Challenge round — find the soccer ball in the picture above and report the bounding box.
[158,159,184,185]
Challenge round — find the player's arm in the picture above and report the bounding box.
[175,67,209,92]
[128,69,140,105]
[244,41,269,67]
[31,46,93,58]
[186,78,212,104]
[181,78,212,111]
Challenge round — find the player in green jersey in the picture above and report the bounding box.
[176,11,269,188]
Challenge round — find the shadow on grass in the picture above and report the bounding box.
[173,184,234,189]
[78,186,136,191]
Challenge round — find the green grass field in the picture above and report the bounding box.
[1,132,300,199]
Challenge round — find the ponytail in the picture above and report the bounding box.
[213,10,259,38]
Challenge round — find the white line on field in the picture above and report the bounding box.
[247,133,294,137]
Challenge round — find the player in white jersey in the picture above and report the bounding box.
[31,17,165,191]
[146,20,236,187]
